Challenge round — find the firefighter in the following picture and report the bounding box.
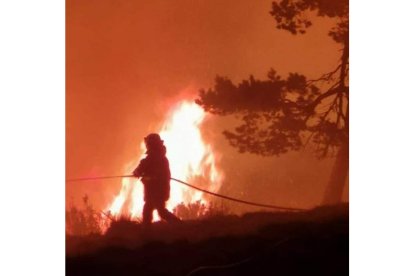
[132,133,180,225]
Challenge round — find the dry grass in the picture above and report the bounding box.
[67,204,348,275]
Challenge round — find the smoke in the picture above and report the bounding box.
[200,115,339,213]
[66,0,343,210]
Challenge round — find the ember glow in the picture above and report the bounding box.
[106,100,223,221]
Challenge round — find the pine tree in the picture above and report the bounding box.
[196,0,349,204]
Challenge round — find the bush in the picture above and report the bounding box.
[66,195,110,235]
[173,200,230,220]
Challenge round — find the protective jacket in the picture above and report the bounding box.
[133,144,171,203]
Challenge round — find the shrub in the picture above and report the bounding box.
[173,200,230,220]
[66,195,109,235]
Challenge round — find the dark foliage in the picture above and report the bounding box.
[270,0,348,41]
[196,0,349,158]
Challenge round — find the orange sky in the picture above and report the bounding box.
[66,0,344,210]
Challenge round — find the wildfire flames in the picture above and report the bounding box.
[106,100,223,221]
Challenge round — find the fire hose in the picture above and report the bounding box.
[66,175,306,212]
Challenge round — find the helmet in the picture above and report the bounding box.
[144,133,163,146]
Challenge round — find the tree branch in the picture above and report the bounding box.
[306,63,342,84]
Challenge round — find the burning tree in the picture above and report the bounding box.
[196,0,348,205]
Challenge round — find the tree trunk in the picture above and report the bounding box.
[322,138,349,205]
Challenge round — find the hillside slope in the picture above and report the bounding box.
[67,204,348,276]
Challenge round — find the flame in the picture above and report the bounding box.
[106,100,223,221]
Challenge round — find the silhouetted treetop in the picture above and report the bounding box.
[270,0,348,43]
[196,67,346,156]
[197,0,348,158]
[197,72,319,116]
[197,0,348,204]
[196,71,322,155]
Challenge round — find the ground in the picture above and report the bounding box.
[66,204,348,276]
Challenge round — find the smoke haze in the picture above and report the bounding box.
[66,0,347,211]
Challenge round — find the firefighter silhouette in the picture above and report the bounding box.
[133,133,180,225]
